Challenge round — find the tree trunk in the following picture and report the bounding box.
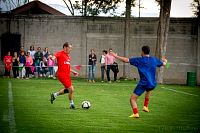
[197,8,200,85]
[155,0,172,84]
[123,0,131,78]
[84,0,88,16]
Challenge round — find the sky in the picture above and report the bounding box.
[0,0,195,17]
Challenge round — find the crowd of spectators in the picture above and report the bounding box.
[3,45,56,79]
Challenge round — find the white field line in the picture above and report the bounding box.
[162,87,199,97]
[8,81,16,133]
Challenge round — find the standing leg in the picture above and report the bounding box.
[68,86,75,108]
[13,67,16,78]
[129,93,139,118]
[106,65,111,82]
[92,65,96,82]
[114,72,117,81]
[142,91,151,112]
[16,67,19,78]
[101,66,104,81]
[25,67,29,78]
[88,65,91,82]
[129,85,146,118]
[111,65,117,81]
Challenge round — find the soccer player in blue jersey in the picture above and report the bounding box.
[111,46,167,118]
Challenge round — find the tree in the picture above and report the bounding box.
[62,0,75,16]
[123,0,131,78]
[73,0,123,16]
[155,0,172,84]
[191,0,200,17]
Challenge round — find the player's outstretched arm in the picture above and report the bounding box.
[110,52,129,63]
[70,68,79,77]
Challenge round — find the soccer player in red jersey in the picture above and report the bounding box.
[50,42,79,109]
[3,51,13,78]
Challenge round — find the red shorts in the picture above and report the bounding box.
[57,75,72,89]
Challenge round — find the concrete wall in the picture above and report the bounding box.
[0,15,199,84]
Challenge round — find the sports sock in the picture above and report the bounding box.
[133,108,138,114]
[70,100,74,105]
[144,98,150,107]
[53,92,59,98]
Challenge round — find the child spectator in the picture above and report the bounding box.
[47,54,55,78]
[39,58,47,77]
[3,51,13,78]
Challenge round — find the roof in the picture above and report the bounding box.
[11,0,65,15]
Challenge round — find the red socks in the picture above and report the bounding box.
[133,108,138,114]
[132,98,150,114]
[144,98,150,107]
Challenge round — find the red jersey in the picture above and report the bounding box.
[55,50,71,77]
[3,55,13,70]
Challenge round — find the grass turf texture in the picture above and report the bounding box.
[0,78,200,133]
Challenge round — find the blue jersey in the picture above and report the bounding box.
[129,56,163,88]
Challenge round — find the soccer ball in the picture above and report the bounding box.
[82,101,91,109]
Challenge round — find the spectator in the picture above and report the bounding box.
[28,45,36,61]
[43,47,50,59]
[3,51,13,78]
[47,54,55,78]
[105,48,118,83]
[19,46,26,55]
[34,47,43,76]
[100,50,107,82]
[19,51,26,79]
[88,49,97,83]
[39,57,47,77]
[12,52,19,78]
[25,52,33,79]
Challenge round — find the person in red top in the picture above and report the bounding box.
[50,42,79,109]
[3,51,13,78]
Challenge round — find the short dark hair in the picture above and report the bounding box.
[103,50,107,54]
[63,42,71,48]
[142,45,150,54]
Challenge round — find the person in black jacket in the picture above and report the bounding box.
[88,49,97,83]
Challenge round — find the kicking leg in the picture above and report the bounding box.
[50,88,66,104]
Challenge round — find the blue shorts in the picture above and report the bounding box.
[133,85,155,96]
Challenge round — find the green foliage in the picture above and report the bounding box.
[73,0,136,16]
[0,78,200,132]
[191,0,200,17]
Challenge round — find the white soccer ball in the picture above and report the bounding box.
[82,101,91,109]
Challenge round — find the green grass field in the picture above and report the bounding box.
[0,78,200,133]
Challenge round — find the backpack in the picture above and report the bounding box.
[113,62,119,73]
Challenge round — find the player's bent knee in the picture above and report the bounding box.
[130,94,138,100]
[68,86,74,93]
